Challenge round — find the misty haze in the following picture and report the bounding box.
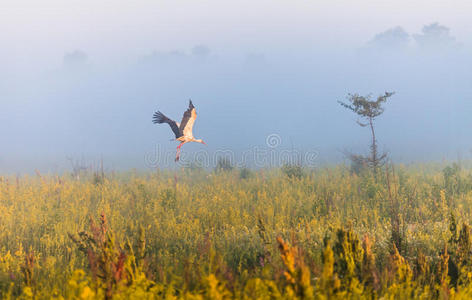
[1,10,471,172]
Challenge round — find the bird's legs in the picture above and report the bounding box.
[175,142,185,162]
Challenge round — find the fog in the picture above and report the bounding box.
[1,2,472,173]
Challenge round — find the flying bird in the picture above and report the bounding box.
[153,100,206,161]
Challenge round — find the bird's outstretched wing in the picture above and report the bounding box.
[179,100,197,138]
[153,111,182,138]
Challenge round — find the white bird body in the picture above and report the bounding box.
[153,100,205,161]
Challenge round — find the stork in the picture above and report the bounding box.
[153,100,206,161]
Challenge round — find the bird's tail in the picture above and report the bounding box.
[153,111,168,124]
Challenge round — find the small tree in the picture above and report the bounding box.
[339,92,394,176]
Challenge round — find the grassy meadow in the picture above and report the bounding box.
[2,163,472,299]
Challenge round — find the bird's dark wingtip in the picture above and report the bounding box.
[189,99,194,109]
[152,111,165,124]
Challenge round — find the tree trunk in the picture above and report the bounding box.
[369,117,378,177]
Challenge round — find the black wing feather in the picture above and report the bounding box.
[153,111,182,138]
[179,100,195,132]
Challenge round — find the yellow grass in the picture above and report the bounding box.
[2,164,472,298]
